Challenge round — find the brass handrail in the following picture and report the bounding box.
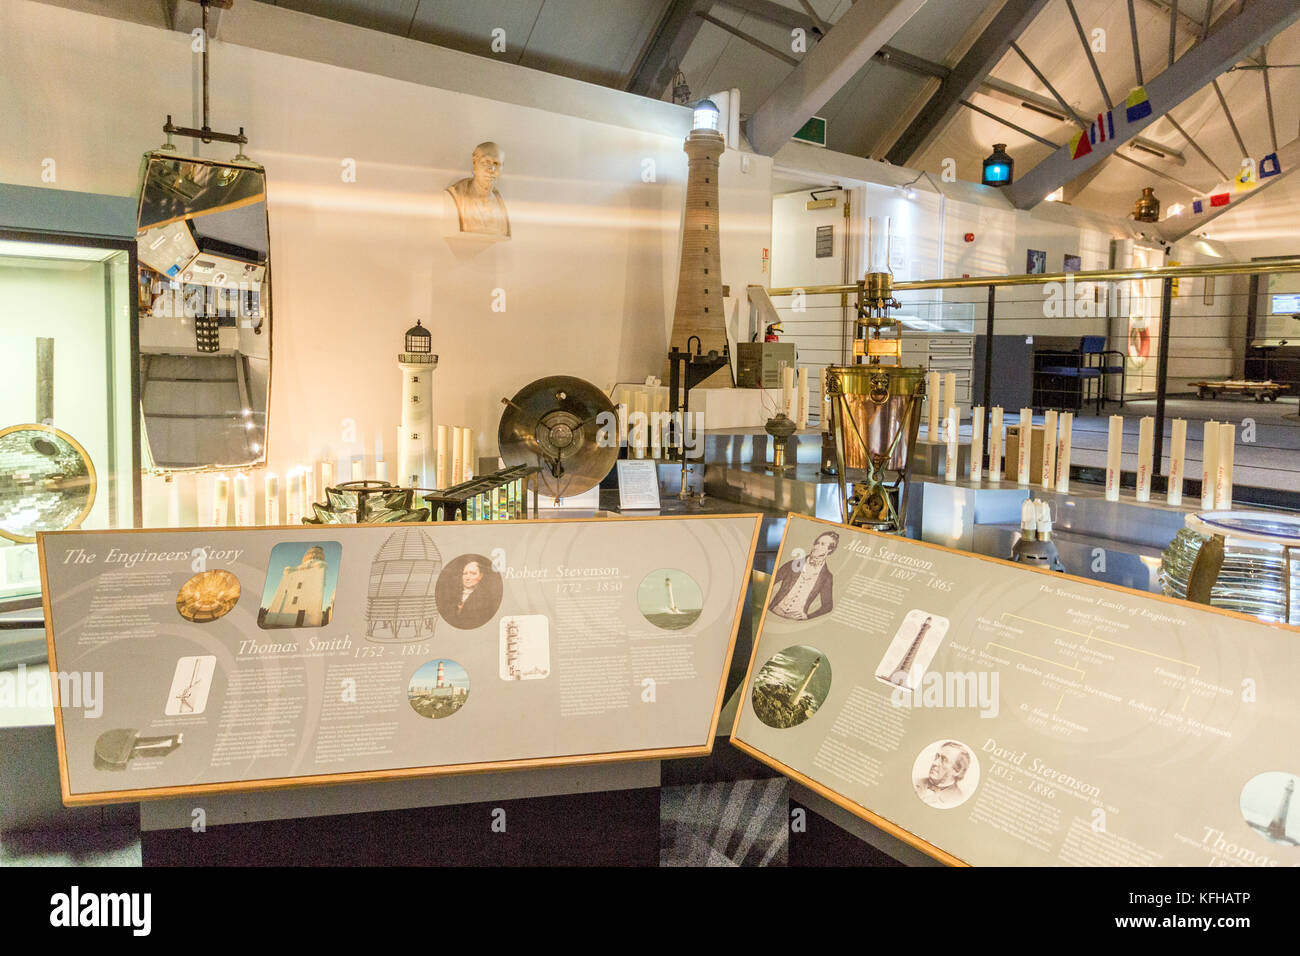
[766,256,1300,297]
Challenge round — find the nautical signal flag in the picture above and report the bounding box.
[1235,165,1258,192]
[1210,193,1230,207]
[1260,152,1282,179]
[1069,130,1092,160]
[1125,87,1153,123]
[1192,199,1204,214]
[1089,111,1115,145]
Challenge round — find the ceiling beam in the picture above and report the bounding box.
[1002,0,1300,210]
[697,10,798,66]
[885,0,1051,166]
[1159,136,1300,242]
[625,0,711,98]
[747,0,927,155]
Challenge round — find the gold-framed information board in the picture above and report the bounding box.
[40,513,760,805]
[732,513,1300,867]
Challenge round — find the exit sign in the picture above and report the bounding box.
[792,116,828,147]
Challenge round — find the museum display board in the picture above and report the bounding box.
[40,514,760,804]
[732,513,1300,866]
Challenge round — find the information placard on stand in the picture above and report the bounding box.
[617,460,662,510]
[732,513,1300,866]
[39,514,760,805]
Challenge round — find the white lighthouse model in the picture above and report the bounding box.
[398,320,438,488]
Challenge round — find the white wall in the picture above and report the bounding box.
[0,1,772,495]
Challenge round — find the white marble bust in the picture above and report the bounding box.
[446,141,510,238]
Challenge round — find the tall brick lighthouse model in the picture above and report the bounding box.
[669,98,731,385]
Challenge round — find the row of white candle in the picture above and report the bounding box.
[953,409,1234,509]
[431,425,475,490]
[954,407,1075,491]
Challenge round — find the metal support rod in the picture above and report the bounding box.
[1166,113,1232,181]
[697,11,799,66]
[1262,45,1280,153]
[959,100,1058,148]
[768,256,1300,297]
[1168,0,1179,67]
[1153,275,1174,480]
[202,0,210,131]
[1010,42,1088,127]
[1128,0,1144,85]
[796,0,829,35]
[1212,80,1250,159]
[982,286,995,469]
[1066,0,1113,110]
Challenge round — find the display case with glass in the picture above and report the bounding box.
[0,231,139,609]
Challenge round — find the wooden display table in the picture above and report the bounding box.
[1191,379,1286,402]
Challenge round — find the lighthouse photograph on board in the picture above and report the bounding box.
[406,658,470,720]
[1241,771,1300,846]
[874,609,951,691]
[750,644,832,730]
[637,567,703,631]
[257,541,341,629]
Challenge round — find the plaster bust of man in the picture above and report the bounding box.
[446,142,511,237]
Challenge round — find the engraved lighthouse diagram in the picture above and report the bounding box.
[398,320,438,488]
[669,99,729,367]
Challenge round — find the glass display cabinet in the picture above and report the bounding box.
[0,229,140,611]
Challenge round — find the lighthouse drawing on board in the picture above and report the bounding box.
[398,320,438,488]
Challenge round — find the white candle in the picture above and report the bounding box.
[1105,415,1123,501]
[1201,421,1219,510]
[166,477,180,528]
[797,367,809,429]
[1057,413,1073,493]
[233,473,251,526]
[320,460,334,493]
[265,473,279,525]
[618,401,630,449]
[944,372,957,427]
[989,407,1003,483]
[287,470,301,525]
[781,366,795,419]
[350,457,363,481]
[1136,417,1154,502]
[928,371,941,438]
[451,426,464,483]
[820,368,830,433]
[1041,410,1057,489]
[462,428,474,480]
[212,474,229,526]
[969,406,984,482]
[376,460,389,482]
[300,466,312,520]
[945,407,958,483]
[1216,423,1235,509]
[1017,408,1033,485]
[650,404,662,459]
[436,425,449,488]
[1168,419,1186,506]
